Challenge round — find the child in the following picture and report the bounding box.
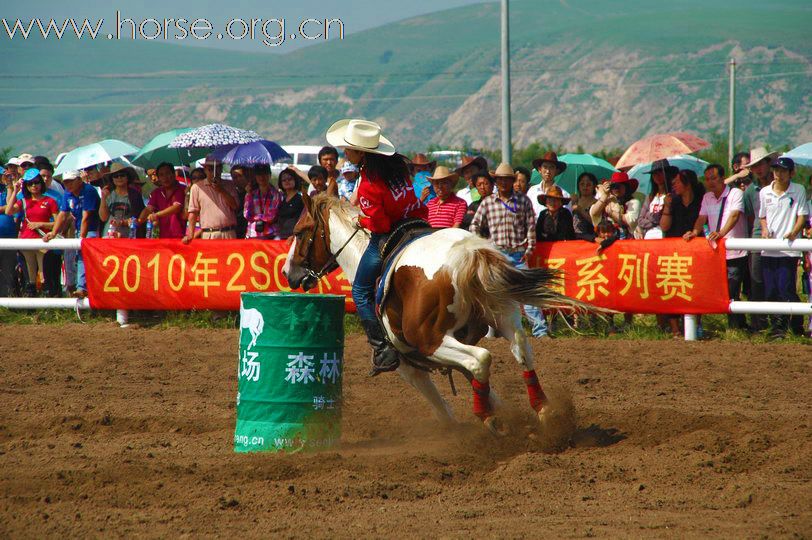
[307,165,328,196]
[338,162,359,201]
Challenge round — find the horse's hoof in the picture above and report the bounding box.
[483,415,510,437]
[536,403,576,450]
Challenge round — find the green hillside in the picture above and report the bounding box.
[1,0,810,157]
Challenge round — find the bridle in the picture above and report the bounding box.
[297,200,364,282]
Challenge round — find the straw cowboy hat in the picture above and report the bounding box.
[537,185,571,205]
[408,153,436,173]
[724,146,779,185]
[606,171,639,193]
[454,155,488,175]
[326,119,395,156]
[427,166,459,184]
[104,162,139,184]
[490,163,516,180]
[532,151,567,174]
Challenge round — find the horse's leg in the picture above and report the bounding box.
[495,306,548,413]
[396,362,456,426]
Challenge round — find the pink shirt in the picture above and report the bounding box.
[426,194,468,228]
[699,186,747,259]
[188,180,238,229]
[147,185,186,238]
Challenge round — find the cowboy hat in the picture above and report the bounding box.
[325,119,395,156]
[104,162,138,183]
[606,171,639,194]
[747,146,778,167]
[408,153,436,172]
[537,185,571,205]
[642,158,679,177]
[427,166,459,183]
[532,151,567,174]
[454,155,488,175]
[489,163,516,180]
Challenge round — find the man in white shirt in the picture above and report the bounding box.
[757,157,808,338]
[527,151,571,217]
[684,163,748,330]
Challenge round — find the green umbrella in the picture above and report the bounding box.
[555,154,617,195]
[54,139,140,176]
[131,128,211,168]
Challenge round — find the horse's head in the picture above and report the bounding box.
[283,193,338,291]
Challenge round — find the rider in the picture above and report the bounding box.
[326,119,428,375]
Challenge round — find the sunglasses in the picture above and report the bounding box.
[20,163,33,169]
[112,172,128,178]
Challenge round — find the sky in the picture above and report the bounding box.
[2,0,491,53]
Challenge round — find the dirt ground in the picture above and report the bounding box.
[0,325,809,538]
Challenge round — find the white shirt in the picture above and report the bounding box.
[527,182,571,217]
[700,186,747,260]
[456,187,473,205]
[757,181,809,258]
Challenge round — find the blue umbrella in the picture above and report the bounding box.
[54,139,140,176]
[627,154,709,195]
[782,143,812,167]
[208,140,291,166]
[168,123,262,149]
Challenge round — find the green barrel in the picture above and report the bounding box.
[234,292,345,453]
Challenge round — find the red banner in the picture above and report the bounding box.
[83,239,355,311]
[529,238,730,314]
[83,237,730,314]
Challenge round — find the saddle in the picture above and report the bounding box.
[374,218,434,313]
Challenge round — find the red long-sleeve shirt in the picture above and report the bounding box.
[356,169,427,233]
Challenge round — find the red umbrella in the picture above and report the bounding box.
[615,132,711,170]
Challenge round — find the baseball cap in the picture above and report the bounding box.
[5,157,22,167]
[22,168,42,182]
[340,162,359,174]
[62,170,82,181]
[770,157,795,171]
[17,153,35,165]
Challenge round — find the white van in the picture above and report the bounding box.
[271,145,322,176]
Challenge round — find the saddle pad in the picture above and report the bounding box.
[375,230,434,315]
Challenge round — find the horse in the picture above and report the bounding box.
[282,193,592,435]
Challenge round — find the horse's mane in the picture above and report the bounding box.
[311,193,362,228]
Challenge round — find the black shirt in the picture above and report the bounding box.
[536,208,576,241]
[664,195,702,238]
[276,192,304,239]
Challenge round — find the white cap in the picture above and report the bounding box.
[340,162,359,174]
[5,157,22,166]
[62,170,81,181]
[17,153,35,165]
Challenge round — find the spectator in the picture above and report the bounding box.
[140,162,186,239]
[728,147,777,332]
[590,172,641,239]
[685,163,749,331]
[229,164,251,239]
[572,172,597,241]
[660,170,705,337]
[528,152,571,217]
[146,168,158,185]
[5,169,59,296]
[44,169,101,299]
[318,146,340,194]
[81,165,103,188]
[99,164,146,238]
[461,172,493,234]
[635,159,678,239]
[425,166,467,228]
[38,162,65,203]
[276,168,305,240]
[337,161,359,202]
[470,163,550,338]
[758,157,808,339]
[244,164,283,239]
[0,166,19,296]
[409,153,437,204]
[31,162,65,296]
[306,165,329,196]
[513,166,532,196]
[4,158,22,184]
[728,151,751,190]
[535,186,575,241]
[455,156,488,205]
[182,158,239,244]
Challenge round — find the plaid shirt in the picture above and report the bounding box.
[469,191,536,254]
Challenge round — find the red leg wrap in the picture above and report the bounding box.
[523,370,547,412]
[471,379,491,419]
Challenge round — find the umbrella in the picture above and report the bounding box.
[782,142,812,167]
[54,139,140,176]
[208,140,291,167]
[131,128,211,168]
[627,154,709,196]
[555,154,618,194]
[168,123,262,149]
[615,132,710,170]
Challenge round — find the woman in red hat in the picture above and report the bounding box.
[590,171,641,239]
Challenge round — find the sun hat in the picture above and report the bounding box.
[454,155,488,175]
[427,166,459,183]
[770,157,795,171]
[104,162,138,183]
[408,153,437,173]
[326,119,395,156]
[532,151,567,174]
[606,171,639,193]
[490,163,516,179]
[642,158,679,177]
[537,185,571,205]
[747,147,779,167]
[62,170,82,182]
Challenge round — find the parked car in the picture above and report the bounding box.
[271,145,322,176]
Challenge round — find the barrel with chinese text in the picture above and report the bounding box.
[235,292,345,453]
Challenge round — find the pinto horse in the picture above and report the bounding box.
[283,194,591,434]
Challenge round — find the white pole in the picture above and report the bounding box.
[0,238,81,250]
[730,301,812,315]
[500,0,512,165]
[684,314,698,341]
[724,238,812,252]
[0,298,91,309]
[728,58,736,167]
[116,309,129,327]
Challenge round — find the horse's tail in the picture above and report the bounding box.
[448,235,598,322]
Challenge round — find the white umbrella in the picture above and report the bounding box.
[782,143,812,167]
[54,139,140,176]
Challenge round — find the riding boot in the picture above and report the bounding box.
[360,319,400,376]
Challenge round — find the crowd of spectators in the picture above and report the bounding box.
[0,144,810,339]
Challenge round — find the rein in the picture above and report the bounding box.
[302,204,364,282]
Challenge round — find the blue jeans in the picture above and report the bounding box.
[352,233,386,322]
[762,256,799,334]
[501,250,548,337]
[76,230,99,292]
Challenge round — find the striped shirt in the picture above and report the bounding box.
[469,191,536,254]
[426,195,467,228]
